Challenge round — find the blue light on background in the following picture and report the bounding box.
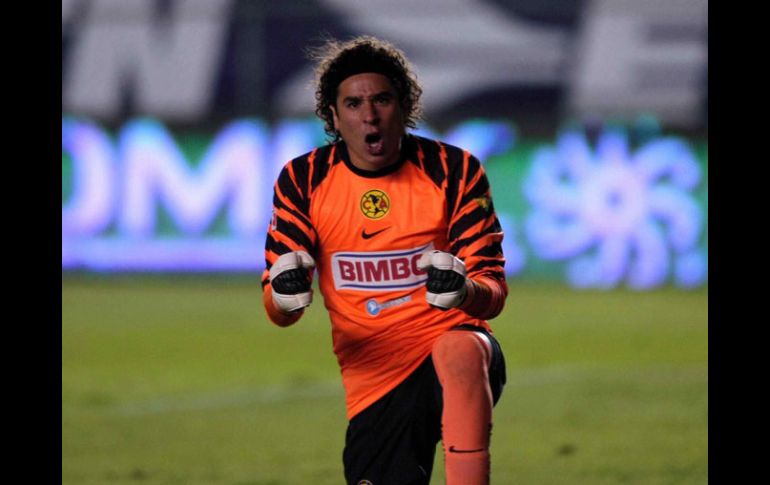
[523,128,706,289]
[62,117,707,289]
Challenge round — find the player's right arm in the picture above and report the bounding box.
[262,157,319,327]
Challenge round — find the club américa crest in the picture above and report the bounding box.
[360,189,390,220]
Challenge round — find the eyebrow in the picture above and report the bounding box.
[341,91,395,103]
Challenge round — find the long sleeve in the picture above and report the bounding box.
[445,151,508,320]
[262,152,319,326]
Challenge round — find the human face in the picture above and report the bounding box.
[330,73,406,172]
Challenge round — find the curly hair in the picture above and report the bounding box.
[308,36,424,141]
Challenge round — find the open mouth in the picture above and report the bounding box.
[365,133,382,144]
[365,133,385,155]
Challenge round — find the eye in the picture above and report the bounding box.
[374,94,393,105]
[346,99,361,108]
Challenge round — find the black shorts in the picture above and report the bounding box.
[342,324,506,485]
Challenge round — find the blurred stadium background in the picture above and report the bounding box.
[62,0,708,483]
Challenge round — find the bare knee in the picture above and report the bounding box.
[432,331,491,387]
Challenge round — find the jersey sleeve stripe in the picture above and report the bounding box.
[458,170,487,209]
[273,195,314,233]
[266,228,307,258]
[458,234,504,262]
[277,170,308,216]
[265,234,292,254]
[274,216,315,251]
[438,141,450,187]
[467,259,506,276]
[414,137,446,188]
[306,148,316,194]
[450,222,503,255]
[448,194,490,227]
[449,205,492,242]
[464,153,481,186]
[290,152,311,204]
[473,244,505,258]
[416,142,426,172]
[265,236,293,265]
[310,145,337,192]
[444,147,466,220]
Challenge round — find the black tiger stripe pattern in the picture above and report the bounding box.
[263,134,505,287]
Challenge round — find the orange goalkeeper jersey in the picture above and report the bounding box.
[262,134,507,419]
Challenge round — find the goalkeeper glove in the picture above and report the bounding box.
[270,251,315,313]
[416,250,467,310]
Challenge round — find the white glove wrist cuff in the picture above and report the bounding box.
[272,290,313,314]
[425,285,467,309]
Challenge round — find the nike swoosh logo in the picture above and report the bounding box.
[361,227,390,239]
[448,446,485,454]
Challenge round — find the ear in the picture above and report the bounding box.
[329,104,340,131]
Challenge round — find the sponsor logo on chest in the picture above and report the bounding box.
[331,243,432,291]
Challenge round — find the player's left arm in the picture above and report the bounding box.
[419,151,508,319]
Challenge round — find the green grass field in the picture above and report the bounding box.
[62,276,708,484]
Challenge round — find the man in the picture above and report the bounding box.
[262,36,508,485]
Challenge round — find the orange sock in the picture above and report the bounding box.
[432,330,493,485]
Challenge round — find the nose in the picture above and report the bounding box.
[363,101,379,124]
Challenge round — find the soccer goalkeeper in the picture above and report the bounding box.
[262,36,508,485]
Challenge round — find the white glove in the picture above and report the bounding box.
[270,251,315,313]
[416,250,467,309]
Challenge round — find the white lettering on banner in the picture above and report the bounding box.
[62,117,271,241]
[61,0,707,128]
[63,0,232,120]
[568,0,707,125]
[277,0,568,117]
[118,118,267,237]
[62,118,116,236]
[331,244,433,291]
